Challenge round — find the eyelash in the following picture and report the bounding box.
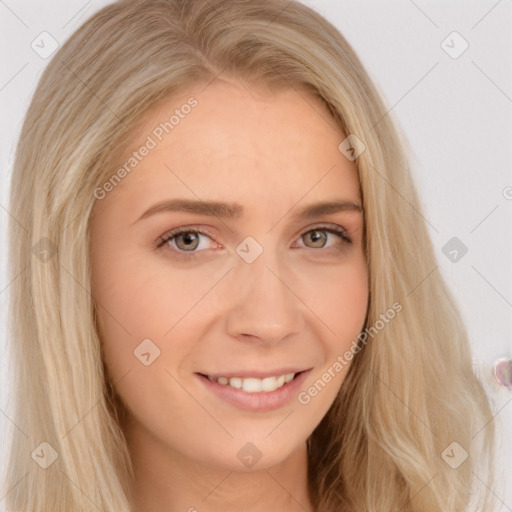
[155,225,353,261]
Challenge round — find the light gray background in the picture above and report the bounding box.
[1,0,511,509]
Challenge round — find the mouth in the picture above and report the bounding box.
[195,369,312,412]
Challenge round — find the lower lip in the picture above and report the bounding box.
[196,370,311,412]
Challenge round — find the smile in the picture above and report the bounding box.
[196,370,311,412]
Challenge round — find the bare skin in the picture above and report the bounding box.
[90,77,368,512]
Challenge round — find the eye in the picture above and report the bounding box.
[155,224,352,260]
[155,228,216,256]
[296,226,352,249]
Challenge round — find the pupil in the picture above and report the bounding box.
[180,232,198,250]
[309,231,326,247]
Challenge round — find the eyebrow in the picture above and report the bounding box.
[135,198,362,223]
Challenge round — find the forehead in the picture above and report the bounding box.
[99,79,361,218]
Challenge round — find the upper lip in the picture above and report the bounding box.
[197,368,311,379]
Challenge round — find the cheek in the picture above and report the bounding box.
[294,257,367,412]
[301,252,368,340]
[91,249,219,383]
[91,250,163,380]
[95,251,221,329]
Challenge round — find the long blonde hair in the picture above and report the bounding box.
[4,0,496,510]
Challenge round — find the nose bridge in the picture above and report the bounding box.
[224,242,304,342]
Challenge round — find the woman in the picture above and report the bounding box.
[4,0,496,510]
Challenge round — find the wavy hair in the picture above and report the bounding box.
[4,0,496,510]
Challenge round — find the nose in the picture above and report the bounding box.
[224,248,305,345]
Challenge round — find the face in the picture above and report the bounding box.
[90,79,368,473]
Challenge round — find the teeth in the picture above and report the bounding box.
[261,376,277,392]
[242,378,262,393]
[230,377,242,389]
[209,373,296,392]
